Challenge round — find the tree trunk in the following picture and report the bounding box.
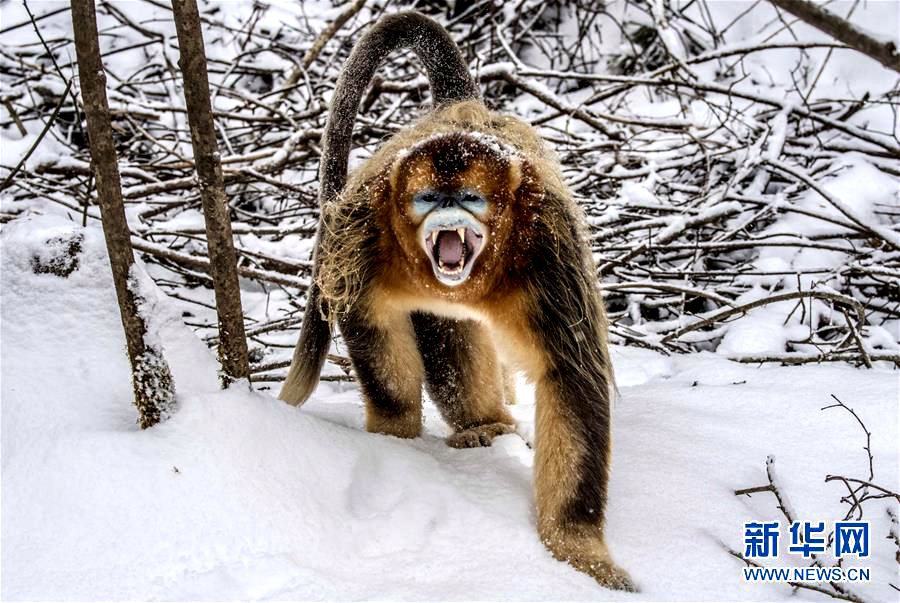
[171,0,251,386]
[70,0,176,428]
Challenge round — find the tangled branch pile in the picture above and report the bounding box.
[2,0,898,386]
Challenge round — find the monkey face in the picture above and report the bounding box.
[414,189,488,286]
[387,133,522,292]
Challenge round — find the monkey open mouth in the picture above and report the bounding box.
[421,222,486,286]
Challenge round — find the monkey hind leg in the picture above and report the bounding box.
[411,312,514,448]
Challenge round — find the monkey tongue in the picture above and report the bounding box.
[435,230,464,267]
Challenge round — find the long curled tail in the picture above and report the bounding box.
[278,11,480,406]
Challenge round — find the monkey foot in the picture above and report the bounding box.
[446,422,514,448]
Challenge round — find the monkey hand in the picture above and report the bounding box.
[541,527,637,592]
[445,421,514,448]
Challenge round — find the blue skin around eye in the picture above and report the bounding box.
[411,192,439,217]
[458,191,488,217]
[412,190,488,218]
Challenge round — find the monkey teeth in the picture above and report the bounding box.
[422,221,486,286]
[435,230,467,275]
[438,258,464,275]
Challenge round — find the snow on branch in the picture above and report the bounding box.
[767,0,900,73]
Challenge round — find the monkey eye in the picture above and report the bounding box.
[412,190,441,216]
[417,191,440,204]
[457,190,488,216]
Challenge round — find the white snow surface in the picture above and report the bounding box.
[3,216,898,601]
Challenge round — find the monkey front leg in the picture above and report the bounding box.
[533,361,636,591]
[340,304,424,439]
[411,312,514,448]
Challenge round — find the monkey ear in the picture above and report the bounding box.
[507,156,525,194]
[387,156,404,195]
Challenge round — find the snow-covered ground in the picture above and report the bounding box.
[2,216,897,601]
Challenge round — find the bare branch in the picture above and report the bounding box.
[768,0,900,73]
